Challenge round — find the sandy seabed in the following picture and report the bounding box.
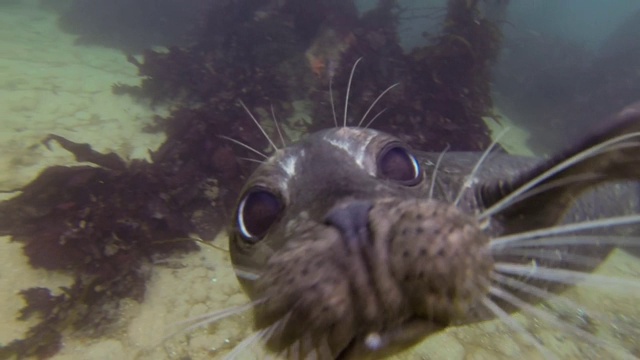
[0,2,639,359]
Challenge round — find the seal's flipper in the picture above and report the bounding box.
[478,102,640,235]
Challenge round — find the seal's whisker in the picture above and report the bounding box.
[343,57,363,127]
[489,214,640,249]
[489,272,621,334]
[219,135,269,159]
[329,76,337,127]
[487,285,632,358]
[224,326,270,360]
[262,311,293,347]
[363,107,387,129]
[429,144,450,199]
[270,103,286,148]
[490,273,610,319]
[487,172,605,211]
[226,313,291,359]
[238,99,279,151]
[494,248,603,268]
[357,82,399,128]
[500,234,640,249]
[494,262,640,290]
[163,299,263,342]
[477,131,640,220]
[480,295,556,359]
[454,127,510,206]
[238,157,265,165]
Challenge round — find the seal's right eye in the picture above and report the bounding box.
[377,143,422,186]
[237,189,283,243]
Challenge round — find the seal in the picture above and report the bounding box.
[226,102,640,359]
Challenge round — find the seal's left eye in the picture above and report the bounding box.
[377,144,422,186]
[237,189,283,243]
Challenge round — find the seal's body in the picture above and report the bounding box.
[227,103,640,359]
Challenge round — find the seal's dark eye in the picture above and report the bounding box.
[237,189,283,243]
[377,144,422,186]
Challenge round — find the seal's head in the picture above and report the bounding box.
[228,127,493,358]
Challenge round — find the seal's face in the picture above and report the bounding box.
[226,101,640,359]
[229,127,493,358]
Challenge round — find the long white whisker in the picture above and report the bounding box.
[254,311,294,359]
[489,272,619,326]
[491,272,578,309]
[238,157,265,164]
[226,312,292,360]
[224,327,269,360]
[357,83,400,127]
[495,248,602,268]
[163,299,264,342]
[454,127,510,206]
[363,108,388,129]
[480,296,556,359]
[478,131,640,221]
[259,317,286,348]
[501,235,640,249]
[491,172,605,211]
[219,135,268,159]
[429,144,450,199]
[270,104,286,148]
[490,214,640,249]
[494,262,640,290]
[329,76,338,128]
[343,57,363,127]
[238,100,279,151]
[488,285,635,358]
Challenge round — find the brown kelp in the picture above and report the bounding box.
[0,0,503,358]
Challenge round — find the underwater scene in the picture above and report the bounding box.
[1,0,640,359]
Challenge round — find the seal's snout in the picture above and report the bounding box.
[371,200,494,324]
[324,200,373,252]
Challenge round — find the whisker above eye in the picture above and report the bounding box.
[343,57,363,127]
[270,103,286,149]
[357,82,399,128]
[329,76,338,128]
[363,107,388,129]
[239,99,279,152]
[219,135,269,159]
[238,157,266,165]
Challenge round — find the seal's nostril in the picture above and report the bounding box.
[324,200,373,250]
